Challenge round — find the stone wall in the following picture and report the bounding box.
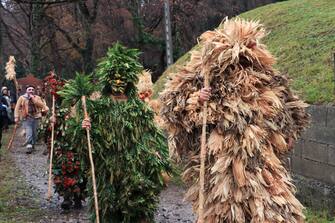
[289,105,335,211]
[290,105,335,184]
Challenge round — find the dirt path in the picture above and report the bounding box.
[10,127,195,222]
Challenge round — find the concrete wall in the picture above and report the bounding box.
[290,105,335,185]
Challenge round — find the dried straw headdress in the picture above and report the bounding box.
[137,70,153,102]
[5,56,16,81]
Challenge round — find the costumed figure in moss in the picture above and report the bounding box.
[61,43,171,222]
[42,73,87,210]
[160,19,309,222]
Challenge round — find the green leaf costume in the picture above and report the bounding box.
[61,43,171,222]
[39,74,88,209]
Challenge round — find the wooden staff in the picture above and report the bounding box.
[7,123,18,151]
[5,56,19,151]
[198,67,209,223]
[47,95,56,201]
[13,78,19,101]
[81,95,100,223]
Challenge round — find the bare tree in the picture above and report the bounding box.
[47,0,100,74]
[0,0,51,76]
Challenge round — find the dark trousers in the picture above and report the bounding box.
[0,121,3,152]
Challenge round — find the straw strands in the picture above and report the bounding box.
[5,56,16,81]
[160,18,309,223]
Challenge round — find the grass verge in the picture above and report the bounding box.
[0,128,45,223]
[305,209,335,223]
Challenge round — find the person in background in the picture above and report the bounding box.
[8,89,17,120]
[1,86,11,107]
[14,85,49,154]
[1,86,12,130]
[0,95,8,160]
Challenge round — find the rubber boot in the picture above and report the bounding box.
[61,195,72,210]
[73,194,83,209]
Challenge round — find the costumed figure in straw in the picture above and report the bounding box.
[136,70,164,128]
[160,18,309,222]
[62,43,171,222]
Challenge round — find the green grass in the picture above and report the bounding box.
[0,129,44,223]
[154,0,335,103]
[153,45,199,98]
[305,209,335,222]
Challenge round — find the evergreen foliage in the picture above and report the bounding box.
[57,73,96,107]
[39,73,88,208]
[74,97,171,222]
[60,43,171,222]
[51,107,87,203]
[95,43,143,97]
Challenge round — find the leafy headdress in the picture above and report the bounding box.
[95,43,143,98]
[58,73,96,108]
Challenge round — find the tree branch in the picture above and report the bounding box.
[90,0,100,22]
[77,1,89,18]
[39,38,51,50]
[0,17,25,56]
[17,2,31,18]
[48,16,82,53]
[14,0,79,5]
[0,3,29,34]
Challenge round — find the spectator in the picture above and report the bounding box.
[1,86,13,129]
[0,95,8,159]
[14,85,49,154]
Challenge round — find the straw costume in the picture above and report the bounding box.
[160,19,309,222]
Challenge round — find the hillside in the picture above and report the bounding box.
[153,0,335,103]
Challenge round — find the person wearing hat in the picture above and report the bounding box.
[14,85,49,154]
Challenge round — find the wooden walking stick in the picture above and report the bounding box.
[11,74,19,101]
[5,56,19,151]
[198,65,210,223]
[81,95,100,223]
[7,123,18,151]
[47,95,56,201]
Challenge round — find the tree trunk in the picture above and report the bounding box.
[0,16,4,86]
[76,0,98,74]
[30,3,43,76]
[0,15,3,73]
[82,37,94,74]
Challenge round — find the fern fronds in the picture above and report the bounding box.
[58,73,96,107]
